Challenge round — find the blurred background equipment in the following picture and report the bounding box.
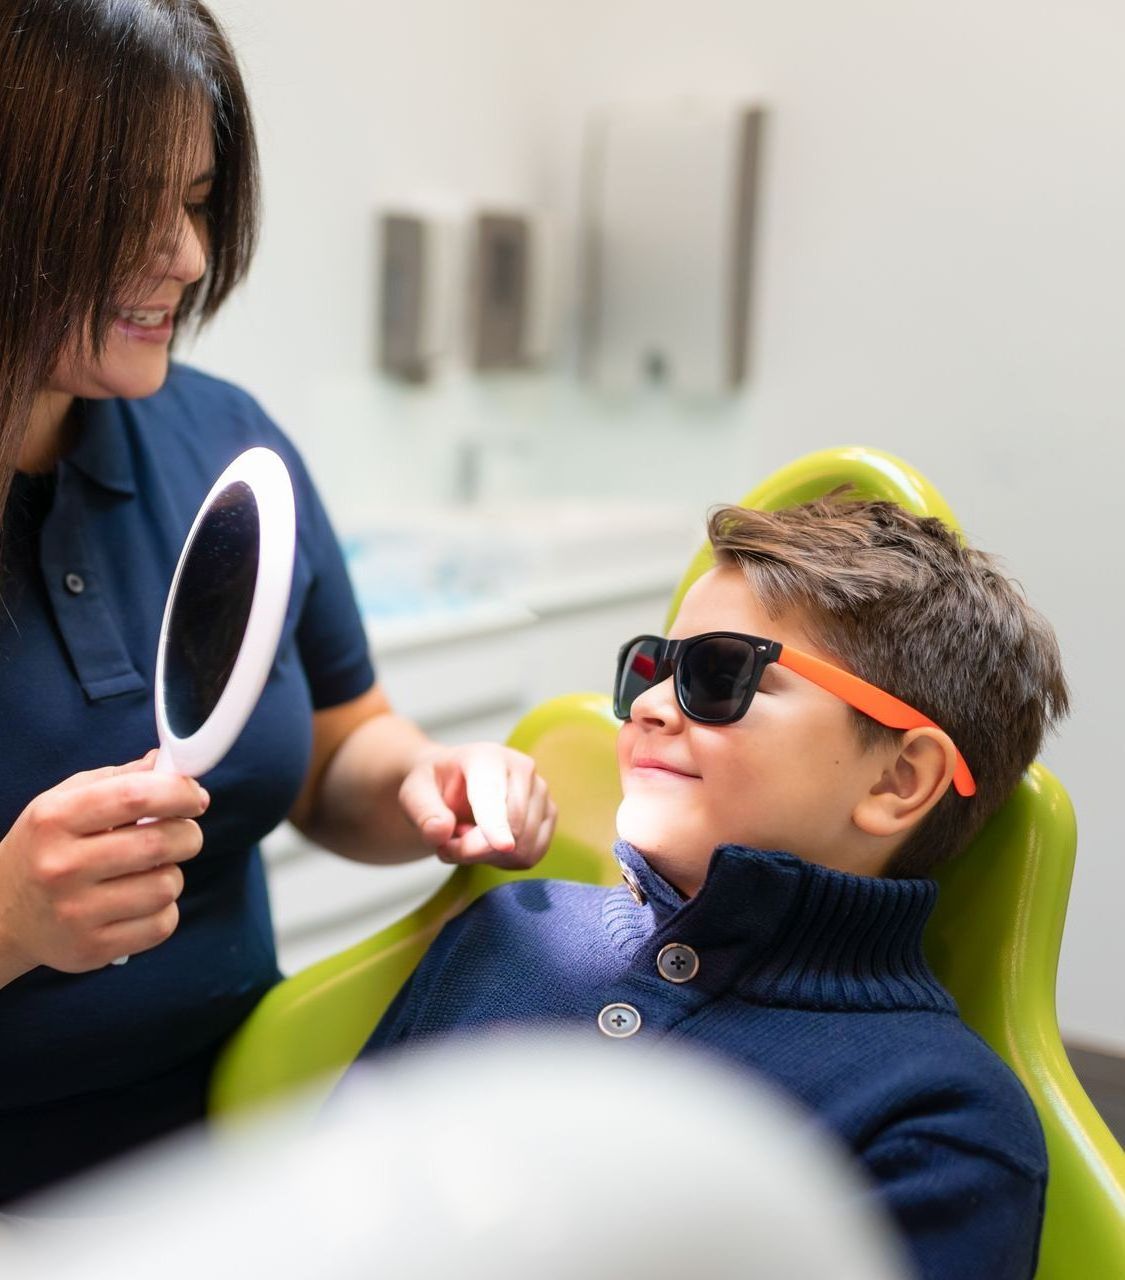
[378,211,454,383]
[583,100,762,395]
[470,210,555,369]
[0,1034,910,1280]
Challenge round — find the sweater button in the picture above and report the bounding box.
[616,858,647,906]
[657,943,700,984]
[63,571,86,595]
[597,1002,642,1038]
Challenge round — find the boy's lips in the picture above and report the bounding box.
[630,756,701,779]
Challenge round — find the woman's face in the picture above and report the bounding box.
[45,116,215,405]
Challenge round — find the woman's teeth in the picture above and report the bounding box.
[119,308,169,328]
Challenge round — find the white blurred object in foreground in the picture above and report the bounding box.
[1,1033,909,1279]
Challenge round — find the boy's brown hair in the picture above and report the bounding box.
[707,499,1069,877]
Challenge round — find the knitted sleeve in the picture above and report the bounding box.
[355,906,480,1058]
[862,1129,1046,1280]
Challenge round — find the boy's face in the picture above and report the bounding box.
[615,566,896,894]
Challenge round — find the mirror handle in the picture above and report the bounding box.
[111,741,183,966]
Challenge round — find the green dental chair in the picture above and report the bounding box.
[209,446,1125,1279]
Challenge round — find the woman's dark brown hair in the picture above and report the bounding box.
[0,0,259,517]
[708,499,1070,877]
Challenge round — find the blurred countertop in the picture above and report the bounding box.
[346,499,700,652]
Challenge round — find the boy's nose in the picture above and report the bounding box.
[631,677,683,729]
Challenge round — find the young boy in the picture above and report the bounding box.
[355,499,1068,1280]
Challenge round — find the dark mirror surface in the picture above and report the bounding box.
[163,481,259,739]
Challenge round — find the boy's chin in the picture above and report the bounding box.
[615,796,689,859]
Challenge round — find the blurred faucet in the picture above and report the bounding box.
[451,432,534,506]
[452,435,482,505]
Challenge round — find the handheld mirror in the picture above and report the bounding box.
[113,447,295,964]
[153,446,296,777]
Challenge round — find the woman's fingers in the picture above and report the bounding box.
[439,774,556,869]
[94,902,182,962]
[70,862,186,930]
[0,758,206,975]
[397,758,458,847]
[503,756,535,843]
[48,770,209,838]
[462,749,515,852]
[51,749,159,793]
[529,798,558,866]
[86,818,205,880]
[401,743,555,868]
[511,777,555,866]
[400,745,518,853]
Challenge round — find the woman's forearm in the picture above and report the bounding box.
[293,711,438,863]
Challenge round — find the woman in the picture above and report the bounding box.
[0,0,555,1203]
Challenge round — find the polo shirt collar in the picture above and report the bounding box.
[66,397,137,496]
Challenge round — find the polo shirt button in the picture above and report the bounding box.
[63,572,86,595]
[597,1002,642,1039]
[656,942,700,984]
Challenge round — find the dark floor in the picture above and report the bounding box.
[1065,1041,1125,1147]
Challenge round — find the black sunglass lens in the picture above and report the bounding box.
[680,637,759,721]
[615,638,664,719]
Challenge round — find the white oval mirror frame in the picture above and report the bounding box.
[153,446,296,778]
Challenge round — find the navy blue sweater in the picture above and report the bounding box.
[359,842,1046,1279]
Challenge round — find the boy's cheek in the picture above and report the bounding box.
[615,724,636,785]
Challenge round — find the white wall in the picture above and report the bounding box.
[193,0,1125,1051]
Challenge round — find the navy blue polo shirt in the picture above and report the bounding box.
[0,364,375,1202]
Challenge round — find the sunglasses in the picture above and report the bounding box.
[614,632,976,798]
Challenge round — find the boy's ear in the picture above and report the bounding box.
[852,728,957,840]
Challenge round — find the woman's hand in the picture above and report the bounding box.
[0,751,209,984]
[398,742,557,869]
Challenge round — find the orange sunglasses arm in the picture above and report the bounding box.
[778,646,977,798]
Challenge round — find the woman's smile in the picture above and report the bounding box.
[113,307,175,342]
[113,294,181,343]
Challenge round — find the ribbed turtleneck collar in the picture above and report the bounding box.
[606,841,954,1014]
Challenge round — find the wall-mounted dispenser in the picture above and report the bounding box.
[468,211,554,371]
[378,211,458,383]
[583,101,763,397]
